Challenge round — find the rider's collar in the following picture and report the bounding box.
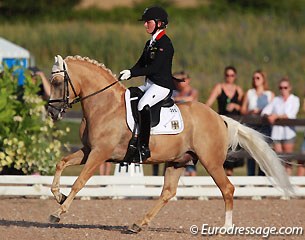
[149,30,165,45]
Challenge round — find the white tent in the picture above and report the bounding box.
[0,37,30,84]
[0,37,30,60]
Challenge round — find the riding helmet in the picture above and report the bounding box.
[139,6,168,26]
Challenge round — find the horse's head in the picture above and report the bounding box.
[48,55,125,120]
[48,55,78,120]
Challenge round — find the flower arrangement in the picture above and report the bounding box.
[0,66,69,175]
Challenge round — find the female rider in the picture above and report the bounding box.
[119,6,175,161]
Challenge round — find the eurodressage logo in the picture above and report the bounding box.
[171,120,179,130]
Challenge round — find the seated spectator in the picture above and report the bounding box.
[261,77,300,175]
[241,70,274,176]
[172,71,198,103]
[206,66,244,176]
[173,71,198,176]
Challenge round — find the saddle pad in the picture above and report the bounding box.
[125,89,184,135]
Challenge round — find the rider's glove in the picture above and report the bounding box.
[119,70,131,81]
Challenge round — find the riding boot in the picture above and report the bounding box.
[138,105,151,161]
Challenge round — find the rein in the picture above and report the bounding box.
[48,65,120,112]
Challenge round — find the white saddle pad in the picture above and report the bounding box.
[125,89,184,135]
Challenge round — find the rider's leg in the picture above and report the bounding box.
[137,83,170,161]
[138,104,151,160]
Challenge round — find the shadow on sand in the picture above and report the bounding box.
[0,219,185,234]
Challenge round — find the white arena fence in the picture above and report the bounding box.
[0,176,304,199]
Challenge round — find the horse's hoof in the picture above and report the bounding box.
[126,223,142,234]
[59,194,67,205]
[49,214,60,223]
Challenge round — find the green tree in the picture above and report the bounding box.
[0,0,80,17]
[0,66,69,175]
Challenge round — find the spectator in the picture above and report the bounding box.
[29,66,51,100]
[261,77,300,175]
[241,70,274,176]
[298,96,305,176]
[172,71,198,103]
[206,66,244,176]
[173,71,198,176]
[99,162,112,175]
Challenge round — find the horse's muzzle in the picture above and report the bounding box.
[47,106,62,121]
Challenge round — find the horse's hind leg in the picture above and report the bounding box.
[128,162,184,233]
[51,147,90,205]
[207,166,235,227]
[200,154,235,227]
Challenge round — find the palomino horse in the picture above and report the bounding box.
[47,55,292,233]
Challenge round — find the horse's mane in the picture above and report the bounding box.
[65,55,116,78]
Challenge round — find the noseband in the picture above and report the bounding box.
[48,64,119,113]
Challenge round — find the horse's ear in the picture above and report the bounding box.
[56,55,64,70]
[52,55,65,73]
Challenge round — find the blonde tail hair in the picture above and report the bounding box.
[221,115,294,196]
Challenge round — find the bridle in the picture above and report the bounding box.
[48,63,119,113]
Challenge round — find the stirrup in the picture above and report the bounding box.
[139,145,151,162]
[123,137,141,163]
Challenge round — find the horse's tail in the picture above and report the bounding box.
[221,115,294,196]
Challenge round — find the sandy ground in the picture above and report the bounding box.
[0,198,304,240]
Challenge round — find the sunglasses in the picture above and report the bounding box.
[253,76,261,80]
[225,74,235,78]
[279,86,288,90]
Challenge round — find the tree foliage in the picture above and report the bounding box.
[0,0,81,17]
[0,66,69,175]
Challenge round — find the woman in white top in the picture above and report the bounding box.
[241,70,274,176]
[261,77,300,175]
[241,70,274,115]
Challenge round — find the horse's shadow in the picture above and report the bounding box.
[0,219,185,234]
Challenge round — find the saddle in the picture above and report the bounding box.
[128,87,174,127]
[123,87,179,163]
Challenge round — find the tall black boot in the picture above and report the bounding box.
[138,105,151,161]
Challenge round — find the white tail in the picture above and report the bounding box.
[221,115,294,196]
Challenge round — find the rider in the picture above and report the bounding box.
[119,6,175,161]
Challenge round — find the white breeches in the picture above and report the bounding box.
[138,79,170,111]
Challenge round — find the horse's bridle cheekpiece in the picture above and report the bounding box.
[48,61,119,113]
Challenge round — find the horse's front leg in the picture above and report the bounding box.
[49,149,107,223]
[51,147,89,204]
[128,162,184,233]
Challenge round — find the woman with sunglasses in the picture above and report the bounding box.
[241,70,274,176]
[261,77,300,175]
[206,66,244,176]
[206,66,243,116]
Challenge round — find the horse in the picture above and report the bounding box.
[47,55,293,233]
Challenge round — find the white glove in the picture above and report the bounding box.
[119,69,131,80]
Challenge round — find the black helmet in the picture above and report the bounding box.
[139,6,168,26]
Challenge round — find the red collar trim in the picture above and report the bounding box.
[156,30,165,40]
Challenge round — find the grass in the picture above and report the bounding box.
[1,12,305,108]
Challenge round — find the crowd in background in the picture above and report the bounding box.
[205,66,303,176]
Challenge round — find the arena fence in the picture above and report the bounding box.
[0,175,304,199]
